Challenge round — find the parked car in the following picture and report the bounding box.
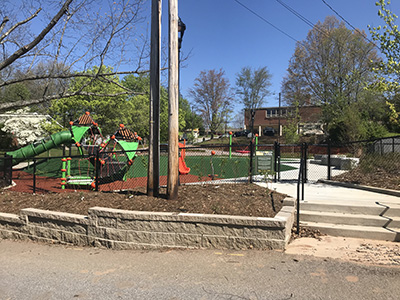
[263,127,276,136]
[233,130,249,137]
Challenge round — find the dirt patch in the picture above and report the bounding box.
[291,226,325,241]
[332,153,400,190]
[333,168,400,190]
[286,236,400,267]
[0,183,285,217]
[0,179,8,189]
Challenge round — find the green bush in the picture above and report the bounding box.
[363,121,388,140]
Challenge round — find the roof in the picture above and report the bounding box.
[245,105,321,110]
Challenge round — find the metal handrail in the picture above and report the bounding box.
[296,144,306,234]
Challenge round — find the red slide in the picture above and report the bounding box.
[178,141,190,175]
[179,156,190,174]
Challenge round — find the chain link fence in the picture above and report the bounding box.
[325,136,400,188]
[3,135,400,193]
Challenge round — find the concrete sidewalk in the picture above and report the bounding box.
[267,181,400,205]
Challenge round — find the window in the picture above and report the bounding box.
[265,108,293,118]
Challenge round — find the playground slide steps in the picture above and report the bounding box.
[299,202,400,241]
[67,179,93,185]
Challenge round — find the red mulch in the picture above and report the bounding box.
[8,171,236,193]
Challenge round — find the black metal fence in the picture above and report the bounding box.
[3,135,400,193]
[0,154,12,188]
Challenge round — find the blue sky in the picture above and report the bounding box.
[15,0,400,116]
[157,0,400,113]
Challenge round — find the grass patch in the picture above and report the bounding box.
[24,155,297,180]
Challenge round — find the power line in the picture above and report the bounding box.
[321,0,377,46]
[274,0,331,40]
[234,0,329,46]
[275,0,314,29]
[233,0,299,43]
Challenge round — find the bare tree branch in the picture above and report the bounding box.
[0,68,168,89]
[0,8,41,44]
[0,16,10,36]
[0,0,72,71]
[0,89,146,112]
[0,0,160,113]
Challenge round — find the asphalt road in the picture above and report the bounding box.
[0,239,399,300]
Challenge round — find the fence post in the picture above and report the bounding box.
[33,158,36,194]
[393,137,395,153]
[327,140,331,180]
[296,147,303,235]
[9,154,12,186]
[95,147,100,192]
[274,141,278,182]
[296,172,300,235]
[4,153,13,186]
[277,142,281,181]
[302,157,305,201]
[303,142,308,183]
[301,143,305,200]
[249,138,254,183]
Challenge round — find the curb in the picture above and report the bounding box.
[318,179,400,197]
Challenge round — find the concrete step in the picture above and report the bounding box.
[300,221,400,242]
[300,202,400,217]
[300,210,400,227]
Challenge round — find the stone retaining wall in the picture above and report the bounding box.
[0,198,296,250]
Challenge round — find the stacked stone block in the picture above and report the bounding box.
[0,198,295,250]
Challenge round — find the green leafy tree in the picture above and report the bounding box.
[49,66,132,135]
[179,96,204,132]
[283,103,300,144]
[368,0,400,131]
[0,83,31,104]
[386,100,400,131]
[369,0,400,92]
[281,16,386,142]
[122,74,151,138]
[122,74,187,142]
[328,99,389,142]
[282,16,379,112]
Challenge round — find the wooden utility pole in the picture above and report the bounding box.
[167,0,179,199]
[147,0,161,197]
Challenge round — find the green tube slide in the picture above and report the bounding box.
[5,126,93,166]
[6,130,74,166]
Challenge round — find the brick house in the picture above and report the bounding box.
[244,105,323,136]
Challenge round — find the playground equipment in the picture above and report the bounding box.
[209,150,217,180]
[63,118,140,189]
[5,112,141,189]
[89,124,139,186]
[178,140,190,175]
[5,111,102,166]
[229,131,259,155]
